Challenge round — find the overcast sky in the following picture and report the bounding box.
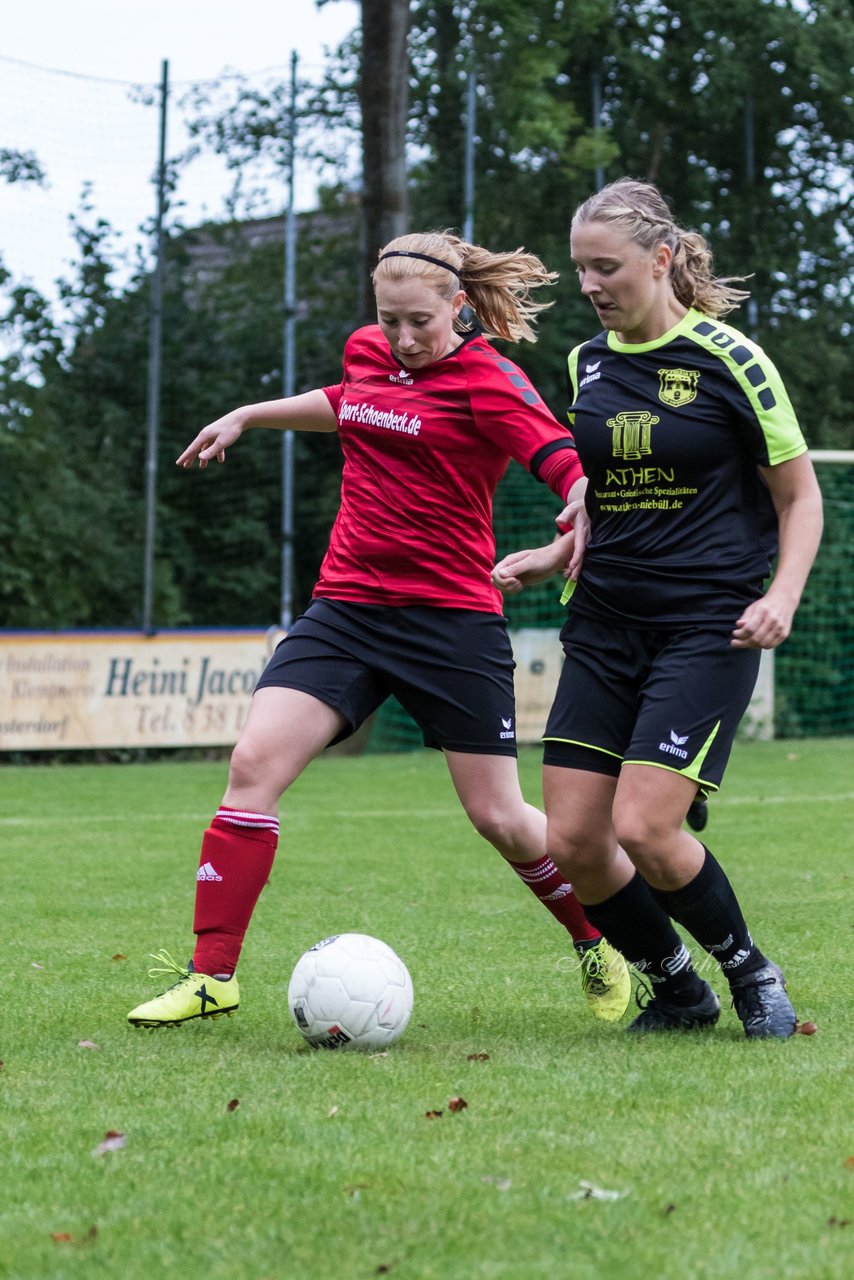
[3,1,362,295]
[6,0,361,83]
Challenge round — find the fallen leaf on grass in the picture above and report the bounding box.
[424,1110,443,1120]
[795,1021,818,1035]
[569,1180,627,1202]
[845,1157,854,1169]
[827,1217,851,1228]
[112,954,128,962]
[327,1105,339,1119]
[664,1204,677,1215]
[51,1226,97,1246]
[93,1130,126,1156]
[448,1096,468,1112]
[467,1052,490,1062]
[78,1040,99,1050]
[226,1099,240,1112]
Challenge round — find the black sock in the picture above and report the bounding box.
[648,846,766,981]
[581,872,706,1004]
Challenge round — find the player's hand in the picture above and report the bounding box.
[176,410,247,469]
[731,589,796,649]
[556,498,591,581]
[492,536,574,595]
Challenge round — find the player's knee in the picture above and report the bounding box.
[465,802,518,849]
[547,826,609,878]
[227,735,269,793]
[613,811,677,872]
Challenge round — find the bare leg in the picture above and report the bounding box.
[542,764,634,902]
[444,751,632,1018]
[612,764,704,889]
[444,750,547,860]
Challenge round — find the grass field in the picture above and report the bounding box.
[2,740,853,1279]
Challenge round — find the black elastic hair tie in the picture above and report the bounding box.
[377,250,461,279]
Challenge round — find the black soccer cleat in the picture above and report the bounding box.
[628,981,720,1033]
[729,962,797,1039]
[685,797,709,832]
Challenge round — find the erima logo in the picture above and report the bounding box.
[659,729,689,760]
[500,716,515,740]
[580,358,600,389]
[197,862,222,881]
[389,367,414,385]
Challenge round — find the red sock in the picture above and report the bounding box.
[507,855,600,945]
[192,806,279,976]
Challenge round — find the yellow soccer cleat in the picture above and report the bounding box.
[127,950,239,1027]
[575,938,632,1022]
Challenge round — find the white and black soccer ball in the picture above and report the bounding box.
[287,933,414,1051]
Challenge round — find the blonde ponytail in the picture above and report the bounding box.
[572,179,751,318]
[373,230,557,342]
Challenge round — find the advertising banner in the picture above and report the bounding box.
[508,627,563,743]
[0,627,565,752]
[0,631,272,751]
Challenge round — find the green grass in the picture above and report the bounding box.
[2,741,853,1280]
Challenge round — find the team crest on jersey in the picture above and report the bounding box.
[658,367,699,407]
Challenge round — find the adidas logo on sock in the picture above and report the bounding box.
[197,862,223,882]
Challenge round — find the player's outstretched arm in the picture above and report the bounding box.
[177,390,338,469]
[493,533,575,595]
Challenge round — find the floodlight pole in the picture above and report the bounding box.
[463,70,476,241]
[592,69,604,191]
[744,93,759,337]
[142,59,169,634]
[280,50,299,630]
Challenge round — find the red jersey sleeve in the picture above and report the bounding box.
[322,383,343,415]
[460,341,583,500]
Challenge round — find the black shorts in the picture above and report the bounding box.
[255,598,519,756]
[542,611,761,792]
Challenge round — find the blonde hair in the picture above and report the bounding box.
[372,230,557,343]
[572,178,751,318]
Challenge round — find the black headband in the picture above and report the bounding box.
[377,250,462,279]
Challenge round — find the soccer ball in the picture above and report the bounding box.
[287,933,414,1051]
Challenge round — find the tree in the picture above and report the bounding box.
[356,0,411,317]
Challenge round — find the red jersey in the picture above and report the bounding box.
[317,325,582,612]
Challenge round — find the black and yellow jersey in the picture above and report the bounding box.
[566,307,807,626]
